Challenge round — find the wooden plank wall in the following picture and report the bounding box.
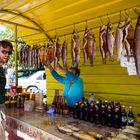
[45,25,140,116]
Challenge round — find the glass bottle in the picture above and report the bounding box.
[83,100,89,121]
[113,102,121,128]
[95,100,100,124]
[100,102,106,125]
[89,101,95,122]
[127,106,134,126]
[73,102,79,119]
[121,105,127,126]
[79,102,84,120]
[106,102,112,127]
[89,93,95,103]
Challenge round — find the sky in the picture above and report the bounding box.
[0,24,6,32]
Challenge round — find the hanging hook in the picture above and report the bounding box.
[121,9,128,20]
[64,35,66,41]
[133,7,140,16]
[73,23,76,30]
[100,16,104,25]
[55,28,57,36]
[107,14,110,23]
[124,9,129,17]
[119,10,122,22]
[85,19,88,28]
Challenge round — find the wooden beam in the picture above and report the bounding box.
[0,19,41,31]
[0,9,53,42]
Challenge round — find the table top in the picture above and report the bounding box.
[6,108,119,140]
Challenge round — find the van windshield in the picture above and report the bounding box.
[18,70,37,78]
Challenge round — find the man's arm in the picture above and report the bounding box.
[57,63,78,82]
[45,61,66,84]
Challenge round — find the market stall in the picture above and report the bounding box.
[0,0,140,139]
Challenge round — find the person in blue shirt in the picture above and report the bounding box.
[45,62,84,108]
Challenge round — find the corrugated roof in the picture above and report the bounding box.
[0,0,140,44]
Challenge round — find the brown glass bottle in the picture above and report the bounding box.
[94,101,100,124]
[113,102,121,128]
[100,102,106,125]
[83,100,89,121]
[121,105,127,126]
[127,106,134,126]
[73,102,79,119]
[89,102,95,122]
[106,103,112,127]
[79,102,84,120]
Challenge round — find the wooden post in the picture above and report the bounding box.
[15,25,18,87]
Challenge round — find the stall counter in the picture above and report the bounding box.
[6,108,140,140]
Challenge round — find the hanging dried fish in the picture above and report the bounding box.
[54,36,61,70]
[99,25,108,64]
[46,43,54,64]
[24,46,30,68]
[123,18,134,61]
[38,46,47,64]
[116,22,124,62]
[61,40,67,67]
[83,27,96,66]
[106,22,115,62]
[134,16,140,77]
[19,47,24,66]
[71,29,80,67]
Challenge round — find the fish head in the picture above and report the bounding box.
[100,25,105,31]
[107,22,112,28]
[118,21,125,28]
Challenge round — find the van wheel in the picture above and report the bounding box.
[26,86,39,93]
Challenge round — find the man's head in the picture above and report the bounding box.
[0,40,13,65]
[70,66,80,76]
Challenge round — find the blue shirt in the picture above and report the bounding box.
[51,69,84,107]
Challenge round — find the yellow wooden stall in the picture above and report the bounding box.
[46,15,140,116]
[0,0,140,115]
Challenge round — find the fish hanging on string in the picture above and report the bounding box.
[106,22,115,62]
[71,29,80,67]
[61,40,67,67]
[54,35,61,70]
[99,25,108,64]
[83,27,96,66]
[134,16,140,77]
[116,21,124,63]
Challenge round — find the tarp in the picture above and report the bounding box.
[0,0,139,44]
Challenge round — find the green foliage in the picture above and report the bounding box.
[0,26,27,68]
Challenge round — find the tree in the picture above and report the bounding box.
[0,26,27,68]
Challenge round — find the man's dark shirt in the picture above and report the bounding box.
[0,67,6,104]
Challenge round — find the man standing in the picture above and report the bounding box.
[45,62,84,108]
[0,40,13,140]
